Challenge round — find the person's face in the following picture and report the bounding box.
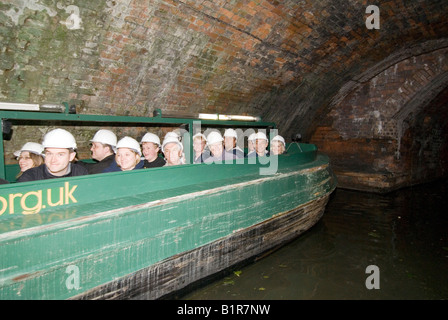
[90,142,111,161]
[116,147,140,171]
[248,140,255,152]
[224,137,235,151]
[209,142,223,157]
[193,138,205,155]
[270,141,285,155]
[142,142,159,162]
[255,139,268,155]
[164,142,182,165]
[18,151,35,172]
[44,148,75,176]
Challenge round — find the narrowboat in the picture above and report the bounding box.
[0,102,336,300]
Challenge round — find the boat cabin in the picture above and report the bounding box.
[0,102,333,300]
[0,101,278,183]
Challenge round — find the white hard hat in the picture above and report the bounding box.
[164,131,180,141]
[141,132,161,146]
[271,135,285,145]
[14,142,44,157]
[90,129,117,147]
[248,133,257,142]
[162,136,183,153]
[256,132,268,142]
[42,128,77,149]
[224,128,237,138]
[193,133,207,141]
[206,131,224,146]
[116,136,142,156]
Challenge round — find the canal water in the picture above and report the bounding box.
[178,179,448,300]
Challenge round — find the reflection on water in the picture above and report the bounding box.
[180,179,448,300]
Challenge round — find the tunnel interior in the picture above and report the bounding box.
[0,0,447,192]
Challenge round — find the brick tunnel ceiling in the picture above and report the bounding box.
[0,0,447,142]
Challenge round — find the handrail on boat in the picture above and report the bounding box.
[0,102,277,181]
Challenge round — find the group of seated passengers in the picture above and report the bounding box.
[198,129,286,164]
[10,128,286,183]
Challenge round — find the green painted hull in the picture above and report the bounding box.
[0,144,336,300]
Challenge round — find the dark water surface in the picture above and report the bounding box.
[180,179,448,300]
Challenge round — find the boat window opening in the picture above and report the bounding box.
[0,104,276,182]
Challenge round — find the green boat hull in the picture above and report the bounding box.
[0,144,336,300]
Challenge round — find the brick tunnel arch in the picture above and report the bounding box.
[310,40,448,192]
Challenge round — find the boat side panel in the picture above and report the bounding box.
[0,161,335,299]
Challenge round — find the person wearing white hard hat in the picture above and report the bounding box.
[224,128,244,158]
[17,128,88,182]
[247,131,270,158]
[141,132,166,168]
[162,133,185,166]
[193,133,210,164]
[247,132,257,157]
[270,135,286,155]
[14,142,45,179]
[79,129,117,174]
[203,131,236,163]
[103,136,144,172]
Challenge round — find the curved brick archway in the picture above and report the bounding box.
[310,45,448,192]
